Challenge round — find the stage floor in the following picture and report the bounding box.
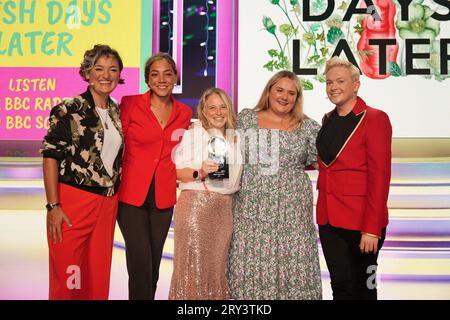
[1,211,450,300]
[1,156,450,300]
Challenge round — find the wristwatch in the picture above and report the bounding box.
[193,170,199,179]
[46,202,60,211]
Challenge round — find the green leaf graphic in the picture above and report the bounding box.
[388,61,402,77]
[310,23,321,33]
[268,49,278,57]
[314,74,327,83]
[300,78,314,90]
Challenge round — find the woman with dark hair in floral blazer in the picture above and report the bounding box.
[40,44,125,300]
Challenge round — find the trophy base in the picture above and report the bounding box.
[208,166,229,180]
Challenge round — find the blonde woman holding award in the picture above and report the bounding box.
[169,88,242,300]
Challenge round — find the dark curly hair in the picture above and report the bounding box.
[79,44,125,84]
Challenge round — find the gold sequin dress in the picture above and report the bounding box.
[169,190,233,299]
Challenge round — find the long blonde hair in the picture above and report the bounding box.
[254,70,305,129]
[197,88,237,130]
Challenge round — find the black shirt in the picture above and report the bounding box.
[316,109,363,166]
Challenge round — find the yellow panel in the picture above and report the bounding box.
[0,0,141,67]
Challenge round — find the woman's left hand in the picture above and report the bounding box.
[359,234,379,254]
[201,160,219,176]
[47,207,73,244]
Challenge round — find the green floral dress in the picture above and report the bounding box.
[228,108,322,300]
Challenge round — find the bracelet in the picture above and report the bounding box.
[198,170,209,192]
[46,202,60,211]
[361,232,381,239]
[198,169,205,181]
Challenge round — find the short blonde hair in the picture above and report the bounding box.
[325,56,360,81]
[197,88,237,130]
[255,70,305,129]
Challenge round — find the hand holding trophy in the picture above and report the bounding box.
[207,135,229,179]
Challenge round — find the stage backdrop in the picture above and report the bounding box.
[0,0,237,149]
[238,0,450,138]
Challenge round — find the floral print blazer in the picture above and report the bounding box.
[40,88,124,196]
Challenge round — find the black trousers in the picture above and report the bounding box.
[117,178,173,300]
[319,223,386,300]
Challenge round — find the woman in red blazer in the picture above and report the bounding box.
[316,57,392,300]
[117,53,192,300]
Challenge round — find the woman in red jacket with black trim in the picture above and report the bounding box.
[118,53,192,300]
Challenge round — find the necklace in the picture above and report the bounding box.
[151,102,172,126]
[96,106,109,130]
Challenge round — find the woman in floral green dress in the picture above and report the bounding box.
[228,70,322,299]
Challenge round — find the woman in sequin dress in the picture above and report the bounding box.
[169,88,243,299]
[228,71,322,300]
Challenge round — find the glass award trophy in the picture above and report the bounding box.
[207,135,229,179]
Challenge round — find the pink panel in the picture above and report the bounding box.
[152,0,161,53]
[216,0,238,109]
[0,67,140,140]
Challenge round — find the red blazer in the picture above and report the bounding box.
[118,91,192,208]
[316,97,392,237]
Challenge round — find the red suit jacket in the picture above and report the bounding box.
[316,97,392,237]
[118,90,192,208]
